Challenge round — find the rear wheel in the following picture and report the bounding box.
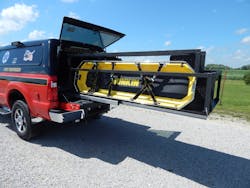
[11,100,33,140]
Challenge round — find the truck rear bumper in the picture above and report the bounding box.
[49,109,85,123]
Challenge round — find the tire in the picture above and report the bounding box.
[11,100,33,140]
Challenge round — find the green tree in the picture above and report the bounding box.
[241,65,250,70]
[205,64,231,70]
[243,72,250,85]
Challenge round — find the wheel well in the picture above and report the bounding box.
[8,90,26,108]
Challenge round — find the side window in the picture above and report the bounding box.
[0,45,43,66]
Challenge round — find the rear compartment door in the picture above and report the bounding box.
[59,17,125,50]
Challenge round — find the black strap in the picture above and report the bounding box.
[132,76,158,105]
[132,62,159,105]
[158,63,164,72]
[136,62,143,78]
[136,62,142,71]
[88,62,99,93]
[152,63,164,81]
[107,62,115,96]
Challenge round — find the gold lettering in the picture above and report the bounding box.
[3,67,21,72]
[113,77,139,87]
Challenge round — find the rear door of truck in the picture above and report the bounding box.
[59,16,125,51]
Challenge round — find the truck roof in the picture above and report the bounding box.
[0,39,59,51]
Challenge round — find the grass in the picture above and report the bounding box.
[223,69,250,80]
[214,80,250,121]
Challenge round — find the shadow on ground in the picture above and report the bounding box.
[1,115,250,187]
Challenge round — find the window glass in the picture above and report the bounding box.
[60,23,122,48]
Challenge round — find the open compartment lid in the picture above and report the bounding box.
[59,17,125,50]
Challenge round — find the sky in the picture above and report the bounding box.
[0,0,250,68]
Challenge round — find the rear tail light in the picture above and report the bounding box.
[59,102,80,111]
[47,77,58,101]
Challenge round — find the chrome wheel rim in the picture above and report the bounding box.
[14,108,27,133]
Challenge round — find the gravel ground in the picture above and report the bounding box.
[0,105,250,188]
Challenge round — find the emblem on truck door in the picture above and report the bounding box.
[2,51,10,64]
[23,50,35,62]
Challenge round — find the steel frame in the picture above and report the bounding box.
[67,49,221,119]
